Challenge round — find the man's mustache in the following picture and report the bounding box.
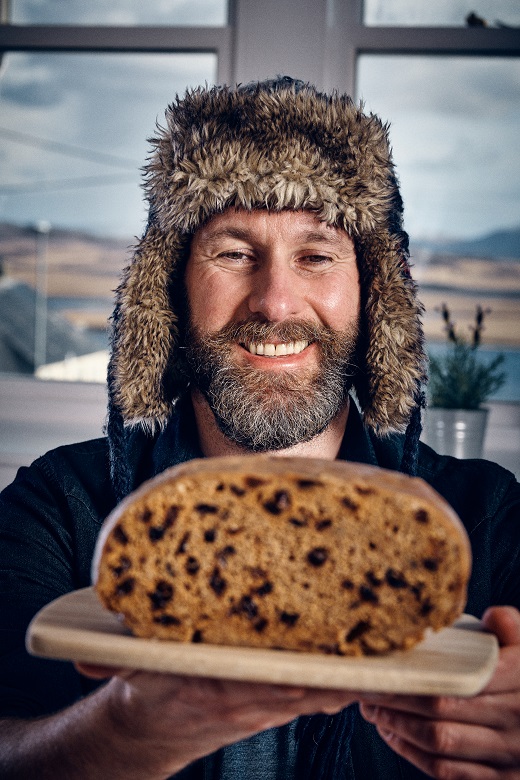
[202,319,335,345]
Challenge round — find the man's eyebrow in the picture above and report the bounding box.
[298,230,349,246]
[198,227,254,244]
[199,227,350,246]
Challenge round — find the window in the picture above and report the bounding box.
[357,54,520,404]
[0,3,228,380]
[0,51,217,378]
[0,0,518,399]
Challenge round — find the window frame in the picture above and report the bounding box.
[1,0,518,93]
[0,4,235,85]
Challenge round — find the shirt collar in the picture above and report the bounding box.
[338,398,379,466]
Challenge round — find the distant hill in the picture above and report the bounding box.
[0,221,129,300]
[0,220,131,244]
[0,221,131,252]
[412,226,520,261]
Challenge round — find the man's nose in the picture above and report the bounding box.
[247,261,304,321]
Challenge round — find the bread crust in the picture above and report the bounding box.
[93,456,471,656]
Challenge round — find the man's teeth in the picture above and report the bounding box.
[247,340,309,356]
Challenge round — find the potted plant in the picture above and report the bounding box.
[422,304,506,459]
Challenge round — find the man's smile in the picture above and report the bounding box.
[242,339,311,357]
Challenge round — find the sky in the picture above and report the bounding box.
[0,52,218,239]
[356,56,520,239]
[11,0,518,28]
[11,0,228,26]
[0,1,519,242]
[363,0,520,27]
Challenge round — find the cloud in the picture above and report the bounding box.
[13,0,227,26]
[356,55,520,238]
[0,57,62,107]
[363,0,520,28]
[0,50,217,237]
[358,55,520,117]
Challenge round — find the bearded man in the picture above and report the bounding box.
[1,76,519,780]
[184,208,360,455]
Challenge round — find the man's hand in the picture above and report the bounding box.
[76,662,358,778]
[359,606,520,779]
[1,658,358,780]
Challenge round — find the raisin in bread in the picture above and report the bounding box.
[92,456,471,656]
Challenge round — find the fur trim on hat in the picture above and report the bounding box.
[109,77,426,443]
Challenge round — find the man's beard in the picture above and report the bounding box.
[184,318,360,451]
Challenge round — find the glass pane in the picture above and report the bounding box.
[364,0,520,28]
[11,0,228,26]
[357,55,520,401]
[0,52,216,380]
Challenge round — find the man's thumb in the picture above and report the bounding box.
[482,605,520,647]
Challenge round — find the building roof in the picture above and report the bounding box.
[0,276,104,375]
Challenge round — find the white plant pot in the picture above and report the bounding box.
[421,407,489,460]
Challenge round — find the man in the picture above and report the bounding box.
[0,76,519,779]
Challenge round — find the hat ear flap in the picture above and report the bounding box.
[109,223,184,431]
[355,233,426,435]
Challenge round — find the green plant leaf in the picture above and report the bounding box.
[428,344,506,409]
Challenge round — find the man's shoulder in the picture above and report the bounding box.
[43,436,109,458]
[416,439,516,488]
[371,431,518,528]
[1,437,115,523]
[415,441,518,529]
[34,436,111,479]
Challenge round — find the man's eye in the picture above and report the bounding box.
[302,254,332,265]
[219,251,252,262]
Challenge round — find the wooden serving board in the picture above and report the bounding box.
[27,588,499,697]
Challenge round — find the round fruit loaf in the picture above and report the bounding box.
[92,456,471,656]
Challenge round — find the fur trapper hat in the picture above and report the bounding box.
[107,76,427,498]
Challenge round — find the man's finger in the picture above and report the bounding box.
[359,689,519,729]
[376,729,508,780]
[482,606,520,647]
[479,607,520,695]
[74,662,124,678]
[361,704,518,765]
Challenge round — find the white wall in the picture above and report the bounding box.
[0,375,107,491]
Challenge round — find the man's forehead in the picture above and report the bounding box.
[193,207,353,245]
